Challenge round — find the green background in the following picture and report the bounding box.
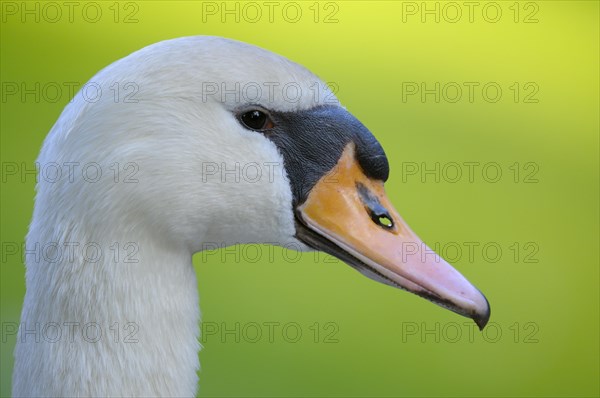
[1,1,598,397]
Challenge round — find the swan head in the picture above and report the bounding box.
[40,36,489,328]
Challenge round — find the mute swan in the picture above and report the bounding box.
[13,36,490,397]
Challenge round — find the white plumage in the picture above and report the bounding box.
[14,36,333,397]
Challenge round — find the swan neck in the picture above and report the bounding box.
[13,226,201,397]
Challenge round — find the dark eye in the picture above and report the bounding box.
[239,110,274,131]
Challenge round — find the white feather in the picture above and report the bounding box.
[13,36,339,397]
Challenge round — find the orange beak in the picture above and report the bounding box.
[296,143,490,329]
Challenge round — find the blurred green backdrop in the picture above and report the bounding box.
[1,1,598,397]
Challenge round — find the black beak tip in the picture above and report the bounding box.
[474,293,491,331]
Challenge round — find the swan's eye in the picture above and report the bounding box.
[239,110,274,131]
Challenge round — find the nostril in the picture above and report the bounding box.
[369,207,394,230]
[356,182,395,230]
[377,214,393,229]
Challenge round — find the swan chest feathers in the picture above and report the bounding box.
[13,36,490,397]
